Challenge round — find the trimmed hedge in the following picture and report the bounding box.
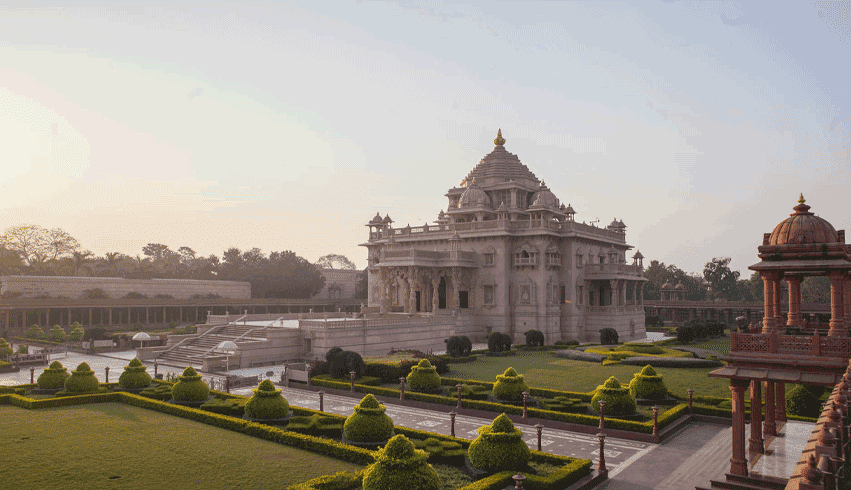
[362,434,442,490]
[37,361,70,389]
[65,362,100,393]
[524,330,544,347]
[445,335,473,358]
[406,359,442,393]
[590,377,637,417]
[468,414,531,472]
[628,365,668,400]
[343,394,395,444]
[118,358,152,389]
[244,379,290,420]
[599,328,618,345]
[487,332,512,353]
[491,367,529,402]
[172,366,210,403]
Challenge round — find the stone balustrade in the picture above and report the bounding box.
[369,219,626,242]
[731,332,851,359]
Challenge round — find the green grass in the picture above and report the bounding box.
[670,334,732,356]
[445,351,731,399]
[0,403,361,490]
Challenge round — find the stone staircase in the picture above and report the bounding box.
[154,324,267,368]
[696,473,788,490]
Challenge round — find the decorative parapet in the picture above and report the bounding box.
[377,249,477,268]
[368,219,627,243]
[583,263,646,279]
[299,316,442,331]
[731,331,851,360]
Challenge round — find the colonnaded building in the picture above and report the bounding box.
[362,130,647,344]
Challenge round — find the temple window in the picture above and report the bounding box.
[483,253,495,266]
[483,285,495,306]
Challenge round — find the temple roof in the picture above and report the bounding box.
[769,194,838,245]
[462,130,539,187]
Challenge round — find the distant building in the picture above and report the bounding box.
[0,275,251,300]
[312,268,362,300]
[361,130,647,343]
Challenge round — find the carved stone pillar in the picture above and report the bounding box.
[776,382,786,423]
[764,381,776,437]
[432,279,440,312]
[403,280,411,313]
[749,380,763,453]
[638,283,644,305]
[829,271,846,337]
[761,272,776,334]
[844,275,851,335]
[787,277,802,330]
[773,276,783,334]
[379,269,389,314]
[730,379,749,476]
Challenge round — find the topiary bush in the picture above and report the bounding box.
[48,325,66,342]
[171,366,210,403]
[244,379,290,420]
[444,335,473,357]
[26,324,45,340]
[628,365,668,400]
[362,434,442,490]
[599,328,618,345]
[487,332,513,353]
[467,413,531,473]
[37,361,70,389]
[0,338,12,359]
[406,359,442,393]
[83,325,108,341]
[786,385,822,418]
[118,358,152,389]
[343,394,395,444]
[67,323,84,342]
[492,367,529,402]
[524,329,544,347]
[326,347,365,378]
[64,362,99,393]
[590,376,637,416]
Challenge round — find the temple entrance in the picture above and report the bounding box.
[415,291,421,312]
[459,291,469,308]
[438,277,447,309]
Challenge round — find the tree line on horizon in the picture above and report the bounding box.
[0,224,368,300]
[643,256,830,304]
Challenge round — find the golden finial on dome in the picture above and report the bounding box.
[494,128,505,146]
[798,193,806,204]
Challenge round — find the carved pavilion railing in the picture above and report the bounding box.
[731,332,851,358]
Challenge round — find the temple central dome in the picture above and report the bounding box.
[463,129,539,187]
[768,194,838,245]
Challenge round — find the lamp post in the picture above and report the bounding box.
[534,424,544,451]
[214,340,238,372]
[597,432,607,475]
[598,400,606,429]
[687,388,694,413]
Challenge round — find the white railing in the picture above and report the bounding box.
[369,218,626,242]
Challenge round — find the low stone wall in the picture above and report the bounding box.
[302,316,456,357]
[0,275,251,300]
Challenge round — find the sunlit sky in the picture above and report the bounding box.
[1,1,849,275]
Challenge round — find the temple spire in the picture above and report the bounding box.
[494,128,505,146]
[798,193,806,205]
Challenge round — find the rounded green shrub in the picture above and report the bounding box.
[0,338,12,359]
[65,362,99,393]
[37,361,70,389]
[599,328,618,345]
[118,358,152,389]
[786,385,821,418]
[244,379,290,420]
[406,359,442,393]
[628,365,668,400]
[172,366,210,402]
[467,413,531,472]
[48,325,66,343]
[343,394,394,443]
[591,376,637,416]
[492,367,529,401]
[362,434,441,490]
[67,323,84,342]
[26,324,45,340]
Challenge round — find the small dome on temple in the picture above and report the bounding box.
[531,182,559,209]
[383,214,393,223]
[675,282,686,290]
[494,128,505,146]
[369,212,383,224]
[662,281,673,290]
[632,250,644,259]
[459,181,492,208]
[769,194,838,245]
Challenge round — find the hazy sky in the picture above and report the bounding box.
[1,1,849,275]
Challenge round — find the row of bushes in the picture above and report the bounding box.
[676,319,727,343]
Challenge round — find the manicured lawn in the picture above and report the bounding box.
[0,403,361,490]
[670,333,732,356]
[446,351,732,399]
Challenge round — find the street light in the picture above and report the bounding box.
[214,340,238,372]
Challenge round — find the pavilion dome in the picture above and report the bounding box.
[768,195,838,245]
[661,281,673,290]
[531,181,559,209]
[463,130,539,186]
[459,180,492,208]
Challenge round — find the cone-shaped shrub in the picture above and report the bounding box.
[67,323,84,342]
[406,359,442,392]
[118,358,152,389]
[37,361,70,389]
[343,394,394,443]
[628,365,668,400]
[26,324,45,340]
[244,379,290,419]
[492,367,529,401]
[48,325,66,343]
[65,362,99,393]
[786,385,821,418]
[362,434,441,490]
[172,366,210,402]
[0,338,12,359]
[468,413,531,472]
[591,376,637,416]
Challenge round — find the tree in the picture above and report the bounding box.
[743,272,764,302]
[46,228,80,260]
[96,252,127,277]
[0,225,79,265]
[72,250,95,276]
[354,268,369,299]
[642,259,707,301]
[316,254,357,270]
[0,245,24,275]
[801,276,830,303]
[703,257,741,300]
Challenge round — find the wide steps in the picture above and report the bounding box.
[698,474,788,490]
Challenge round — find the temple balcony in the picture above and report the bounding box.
[582,263,645,279]
[376,249,477,268]
[367,219,626,243]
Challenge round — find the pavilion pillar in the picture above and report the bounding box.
[772,276,783,334]
[787,277,802,329]
[379,269,388,314]
[776,382,786,423]
[145,308,149,324]
[764,380,776,437]
[67,308,72,326]
[408,275,416,314]
[432,278,440,312]
[761,272,776,334]
[88,308,92,326]
[749,380,764,453]
[844,275,851,335]
[730,379,749,476]
[163,307,167,324]
[638,283,644,305]
[829,271,846,337]
[108,309,112,325]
